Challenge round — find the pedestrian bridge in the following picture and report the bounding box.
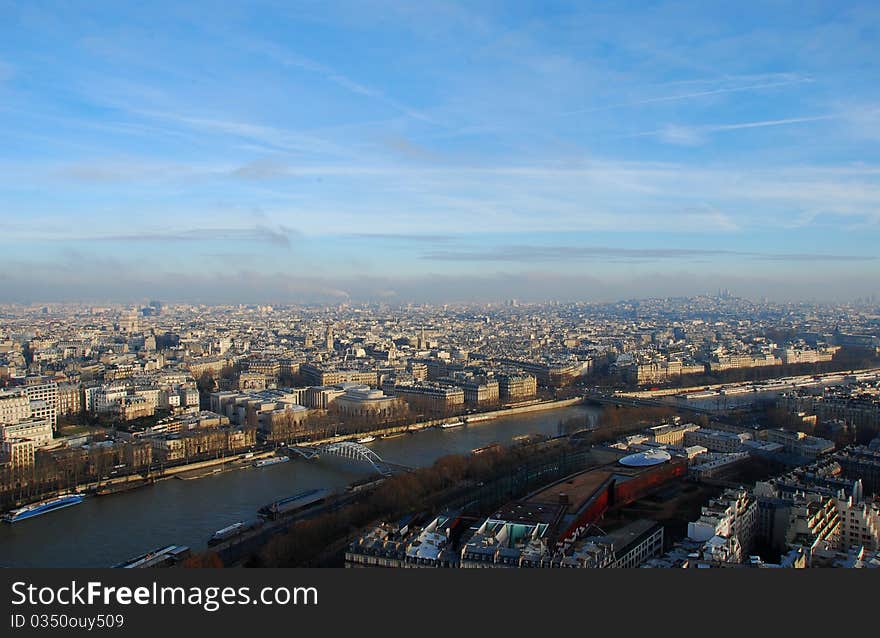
[286,442,407,476]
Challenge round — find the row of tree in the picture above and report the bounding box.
[189,440,576,568]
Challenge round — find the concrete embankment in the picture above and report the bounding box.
[305,397,586,446]
[618,367,880,399]
[37,401,586,504]
[464,398,584,421]
[78,450,278,492]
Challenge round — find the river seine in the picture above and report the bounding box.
[0,404,600,567]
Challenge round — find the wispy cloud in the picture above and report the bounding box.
[710,115,837,131]
[655,124,706,146]
[48,225,300,248]
[229,157,291,180]
[421,245,876,264]
[563,75,814,116]
[131,109,353,159]
[102,226,297,247]
[347,233,458,243]
[244,39,440,125]
[635,114,837,145]
[652,72,808,88]
[53,160,200,182]
[4,156,879,234]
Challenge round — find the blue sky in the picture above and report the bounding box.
[1,1,879,303]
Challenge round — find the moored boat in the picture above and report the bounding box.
[208,518,264,545]
[3,494,85,523]
[113,545,190,568]
[253,456,290,468]
[259,488,331,520]
[472,442,501,455]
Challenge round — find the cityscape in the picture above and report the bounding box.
[1,1,880,578]
[1,296,879,568]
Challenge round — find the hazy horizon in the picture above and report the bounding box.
[1,273,878,308]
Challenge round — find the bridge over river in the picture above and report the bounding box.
[284,442,413,476]
[585,392,719,416]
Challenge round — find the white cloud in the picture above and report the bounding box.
[634,114,837,146]
[562,75,814,116]
[657,124,706,145]
[3,155,880,235]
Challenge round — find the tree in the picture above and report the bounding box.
[196,371,217,409]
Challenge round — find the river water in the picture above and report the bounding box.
[0,404,599,567]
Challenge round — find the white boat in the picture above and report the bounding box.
[684,390,718,400]
[720,386,753,395]
[356,435,376,443]
[113,545,190,568]
[472,443,501,455]
[3,494,85,523]
[212,522,245,540]
[760,383,792,392]
[208,519,264,545]
[440,421,464,429]
[253,456,290,468]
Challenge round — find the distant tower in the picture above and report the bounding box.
[853,479,864,504]
[304,333,314,349]
[121,310,139,333]
[325,325,334,351]
[418,327,426,350]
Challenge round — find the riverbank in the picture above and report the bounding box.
[3,398,586,513]
[78,450,279,492]
[0,450,280,512]
[91,398,585,485]
[619,366,880,399]
[306,397,585,446]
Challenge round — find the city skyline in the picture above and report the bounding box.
[2,287,879,568]
[2,1,880,303]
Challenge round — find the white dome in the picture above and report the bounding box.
[619,449,672,467]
